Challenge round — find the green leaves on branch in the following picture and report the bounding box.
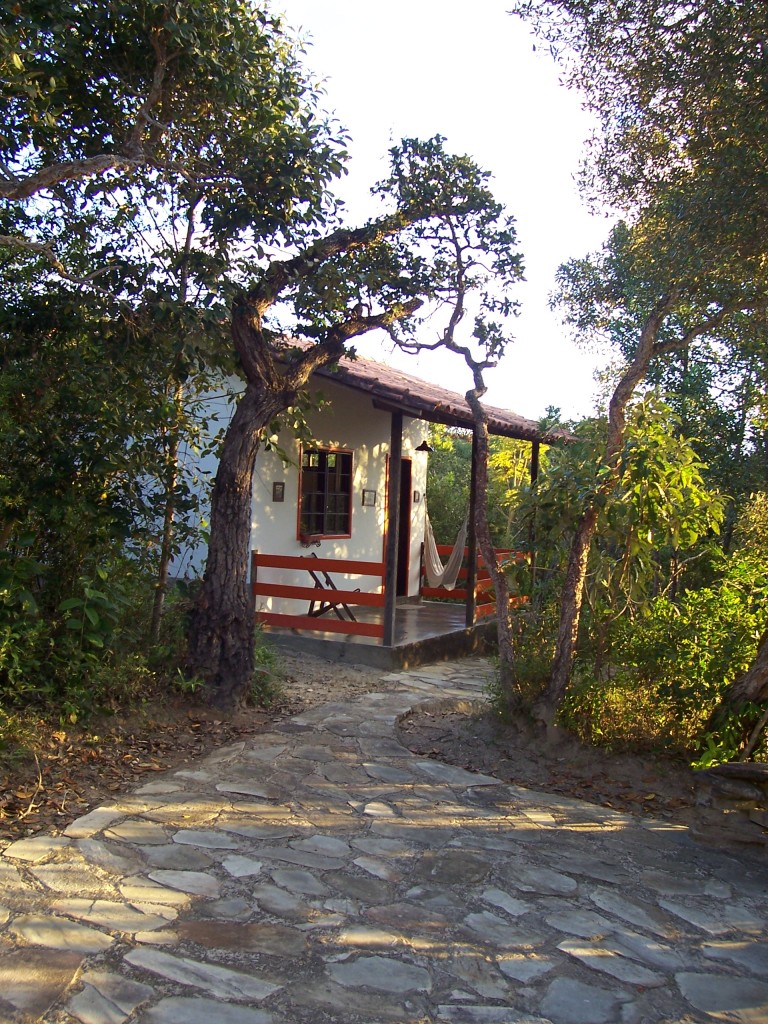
[520,393,725,616]
[284,136,524,361]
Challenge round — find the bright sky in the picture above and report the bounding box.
[276,0,613,422]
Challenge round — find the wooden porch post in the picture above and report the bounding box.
[383,412,403,646]
[466,428,478,628]
[529,440,540,593]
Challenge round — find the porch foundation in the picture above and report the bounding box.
[262,601,497,670]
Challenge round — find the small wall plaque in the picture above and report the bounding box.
[362,489,377,507]
[272,481,285,502]
[413,490,421,504]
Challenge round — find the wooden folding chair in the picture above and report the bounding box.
[305,553,358,622]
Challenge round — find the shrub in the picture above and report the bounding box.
[559,554,768,756]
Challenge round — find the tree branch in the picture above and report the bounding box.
[652,296,768,357]
[281,300,423,391]
[125,27,169,159]
[1,26,169,201]
[248,214,409,315]
[0,155,145,201]
[0,234,112,288]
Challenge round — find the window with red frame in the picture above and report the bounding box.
[299,448,352,537]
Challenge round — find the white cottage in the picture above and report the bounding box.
[246,349,560,668]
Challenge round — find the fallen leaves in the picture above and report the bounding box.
[0,701,289,843]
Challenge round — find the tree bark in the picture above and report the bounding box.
[538,505,600,719]
[477,423,519,705]
[462,386,519,707]
[704,624,768,760]
[724,626,768,708]
[187,261,421,707]
[188,383,287,708]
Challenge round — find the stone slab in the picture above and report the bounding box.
[125,948,281,1001]
[141,996,276,1024]
[0,948,83,1019]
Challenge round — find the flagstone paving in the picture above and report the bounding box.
[0,657,766,1024]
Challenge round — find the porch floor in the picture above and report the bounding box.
[262,600,496,670]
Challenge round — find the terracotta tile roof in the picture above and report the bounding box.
[298,347,567,443]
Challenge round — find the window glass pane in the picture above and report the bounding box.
[300,448,352,536]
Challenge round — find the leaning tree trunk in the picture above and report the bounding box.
[186,276,419,709]
[728,627,768,707]
[538,505,601,720]
[461,380,521,708]
[537,297,677,725]
[706,626,768,761]
[472,417,519,707]
[188,384,285,708]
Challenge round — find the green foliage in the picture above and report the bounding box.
[734,492,768,554]
[508,1,768,756]
[527,1,768,547]
[511,2,768,230]
[693,702,767,769]
[425,426,472,545]
[426,425,538,549]
[560,554,768,757]
[247,628,284,708]
[0,556,194,722]
[519,394,725,620]
[0,0,354,713]
[3,0,346,233]
[507,395,742,751]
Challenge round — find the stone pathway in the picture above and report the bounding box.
[0,658,766,1024]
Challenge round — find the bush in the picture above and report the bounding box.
[559,554,768,756]
[0,556,195,722]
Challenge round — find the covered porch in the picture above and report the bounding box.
[252,541,527,670]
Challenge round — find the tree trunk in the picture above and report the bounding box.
[188,384,285,708]
[473,418,518,705]
[187,283,418,709]
[705,625,768,760]
[460,383,520,707]
[538,505,600,722]
[538,297,677,723]
[724,626,768,708]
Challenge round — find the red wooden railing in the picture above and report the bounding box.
[251,551,385,639]
[420,545,528,619]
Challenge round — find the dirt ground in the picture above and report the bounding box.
[0,652,764,855]
[398,700,700,824]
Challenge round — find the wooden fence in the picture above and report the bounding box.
[251,551,385,639]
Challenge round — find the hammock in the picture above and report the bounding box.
[423,511,468,591]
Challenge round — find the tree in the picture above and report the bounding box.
[511,1,768,724]
[1,1,349,705]
[190,136,525,708]
[1,1,346,218]
[541,221,767,720]
[510,1,768,220]
[4,9,526,712]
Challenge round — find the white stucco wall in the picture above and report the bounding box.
[170,373,431,610]
[251,378,429,614]
[168,379,242,579]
